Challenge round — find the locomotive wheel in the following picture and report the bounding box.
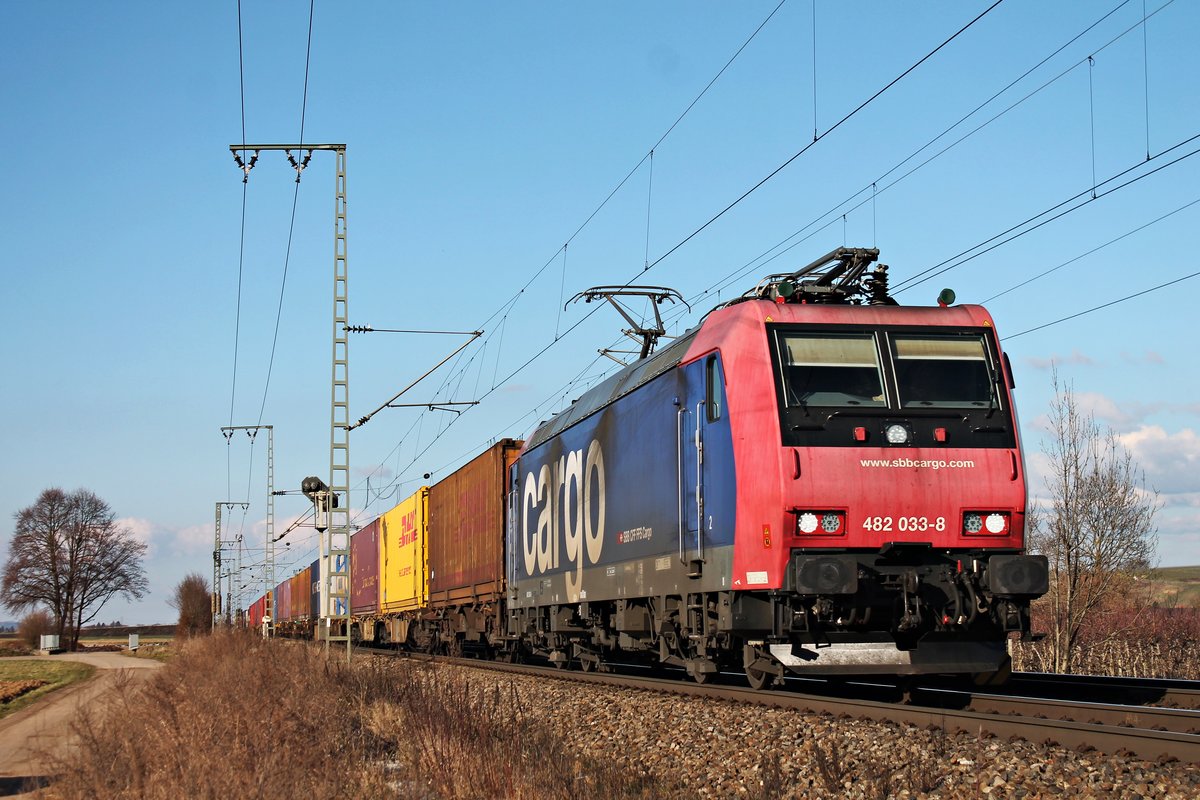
[972,656,1013,687]
[745,666,771,691]
[742,644,783,690]
[579,657,596,673]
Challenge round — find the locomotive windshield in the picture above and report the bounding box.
[891,334,993,408]
[771,325,1013,448]
[779,333,886,408]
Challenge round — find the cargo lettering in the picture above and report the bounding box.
[521,439,606,602]
[397,510,418,547]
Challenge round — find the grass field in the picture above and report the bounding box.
[1150,565,1200,607]
[0,660,95,719]
[1153,565,1200,582]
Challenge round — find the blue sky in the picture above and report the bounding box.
[2,1,1197,623]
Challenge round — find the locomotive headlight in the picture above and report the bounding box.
[984,513,1009,534]
[885,424,909,445]
[795,511,844,535]
[963,511,1010,535]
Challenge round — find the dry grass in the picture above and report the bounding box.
[45,632,677,799]
[1012,606,1200,679]
[0,660,95,718]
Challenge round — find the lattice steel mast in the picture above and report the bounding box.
[229,144,350,659]
[220,425,275,635]
[211,501,248,629]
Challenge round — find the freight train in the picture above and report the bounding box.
[249,248,1049,688]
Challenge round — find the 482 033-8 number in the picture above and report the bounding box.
[862,516,946,533]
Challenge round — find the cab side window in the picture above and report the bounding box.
[706,355,722,422]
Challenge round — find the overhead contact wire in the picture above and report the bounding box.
[639,0,1005,276]
[360,3,998,494]
[983,196,1200,304]
[229,0,249,431]
[893,132,1200,293]
[466,0,790,340]
[255,0,315,427]
[1005,270,1200,340]
[666,0,1142,312]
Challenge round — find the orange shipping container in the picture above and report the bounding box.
[288,566,311,622]
[428,439,522,606]
[380,487,429,613]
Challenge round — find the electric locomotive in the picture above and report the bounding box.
[505,247,1048,687]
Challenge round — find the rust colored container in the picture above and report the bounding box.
[380,488,429,613]
[351,519,381,615]
[288,565,311,622]
[428,439,522,607]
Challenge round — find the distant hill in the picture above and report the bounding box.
[1151,566,1200,607]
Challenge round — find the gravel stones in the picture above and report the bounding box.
[439,664,1200,799]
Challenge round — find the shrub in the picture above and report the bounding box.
[17,609,53,649]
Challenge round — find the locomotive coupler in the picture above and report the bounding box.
[897,569,922,632]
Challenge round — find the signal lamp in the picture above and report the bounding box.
[937,288,956,307]
[885,424,909,445]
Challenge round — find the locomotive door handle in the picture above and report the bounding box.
[677,407,686,564]
[695,401,705,562]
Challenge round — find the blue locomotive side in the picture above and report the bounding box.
[507,349,736,608]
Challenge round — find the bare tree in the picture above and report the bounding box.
[3,488,149,650]
[1031,374,1159,672]
[170,572,212,638]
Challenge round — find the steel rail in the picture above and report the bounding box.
[414,655,1200,763]
[1006,672,1200,710]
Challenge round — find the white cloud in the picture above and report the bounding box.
[356,464,394,481]
[1024,349,1096,370]
[176,523,216,552]
[1120,350,1165,365]
[1151,507,1200,567]
[117,516,157,546]
[1023,420,1200,518]
[1074,392,1137,429]
[1117,426,1200,496]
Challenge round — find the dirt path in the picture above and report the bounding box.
[0,652,163,796]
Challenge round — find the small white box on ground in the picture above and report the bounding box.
[128,634,139,651]
[40,634,60,650]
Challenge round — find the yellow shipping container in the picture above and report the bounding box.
[380,487,429,613]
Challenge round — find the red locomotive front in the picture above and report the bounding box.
[687,248,1047,683]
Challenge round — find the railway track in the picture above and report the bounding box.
[1004,672,1200,710]
[406,653,1200,763]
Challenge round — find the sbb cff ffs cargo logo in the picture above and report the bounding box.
[521,439,606,602]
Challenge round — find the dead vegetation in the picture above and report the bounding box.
[45,632,677,799]
[0,679,48,703]
[1013,604,1200,679]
